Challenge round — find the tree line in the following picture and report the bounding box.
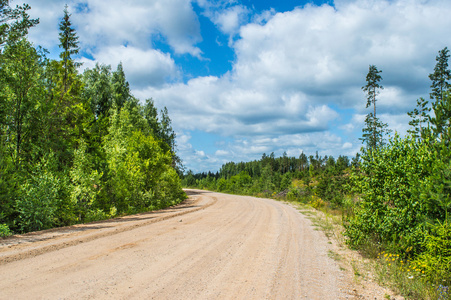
[183,150,355,209]
[0,2,185,236]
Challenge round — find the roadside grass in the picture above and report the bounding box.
[285,199,449,300]
[373,252,439,299]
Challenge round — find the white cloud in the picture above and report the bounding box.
[196,150,206,157]
[76,0,201,56]
[343,142,353,149]
[24,0,451,172]
[173,0,451,171]
[26,1,62,50]
[27,0,202,57]
[80,45,179,88]
[213,5,249,36]
[196,0,250,43]
[215,150,230,156]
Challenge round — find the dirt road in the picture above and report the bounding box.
[1,190,349,299]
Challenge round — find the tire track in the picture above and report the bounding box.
[0,191,348,300]
[0,193,217,265]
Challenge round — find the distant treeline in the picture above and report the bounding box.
[183,151,355,208]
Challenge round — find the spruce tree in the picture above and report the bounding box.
[58,4,79,91]
[111,62,131,111]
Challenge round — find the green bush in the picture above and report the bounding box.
[70,139,102,221]
[0,224,11,237]
[0,143,17,229]
[85,209,110,223]
[157,168,186,206]
[411,219,451,285]
[286,188,300,201]
[345,134,446,254]
[16,171,60,232]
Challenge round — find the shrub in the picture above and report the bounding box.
[344,134,442,254]
[16,171,60,232]
[0,224,11,237]
[411,219,451,286]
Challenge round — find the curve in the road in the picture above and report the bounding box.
[0,190,345,300]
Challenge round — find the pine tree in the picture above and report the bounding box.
[429,47,451,103]
[429,47,451,143]
[361,113,390,149]
[58,4,79,91]
[363,65,383,117]
[360,65,390,149]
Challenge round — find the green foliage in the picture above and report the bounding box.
[429,47,451,103]
[0,0,39,47]
[363,65,383,112]
[42,57,88,168]
[58,5,79,63]
[157,167,186,205]
[360,65,391,150]
[185,151,350,206]
[0,223,11,237]
[58,4,80,91]
[0,4,185,235]
[70,139,102,221]
[317,169,349,207]
[84,209,111,223]
[83,63,113,119]
[15,155,63,232]
[0,38,46,168]
[111,62,130,110]
[104,106,182,213]
[184,171,196,187]
[360,113,391,149]
[429,47,451,144]
[408,97,430,140]
[345,48,451,292]
[348,121,451,289]
[345,134,442,253]
[0,140,17,227]
[411,219,451,286]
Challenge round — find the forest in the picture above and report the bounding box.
[183,48,451,295]
[0,2,185,235]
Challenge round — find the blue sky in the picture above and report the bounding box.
[25,0,451,173]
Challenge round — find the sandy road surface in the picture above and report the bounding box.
[0,190,348,299]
